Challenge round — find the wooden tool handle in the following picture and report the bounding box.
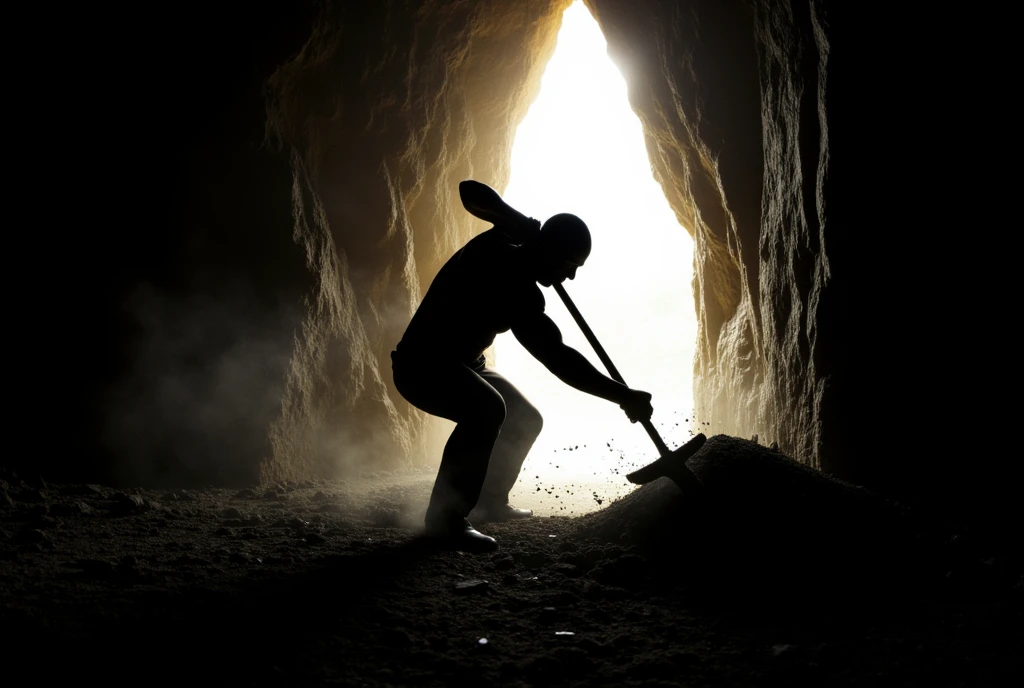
[552,283,671,457]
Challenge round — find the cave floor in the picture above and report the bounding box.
[1,469,1021,687]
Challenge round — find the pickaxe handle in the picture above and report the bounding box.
[552,283,671,458]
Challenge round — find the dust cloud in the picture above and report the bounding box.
[103,281,301,488]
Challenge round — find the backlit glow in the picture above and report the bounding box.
[499,1,697,515]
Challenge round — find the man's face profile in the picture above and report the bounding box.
[536,213,591,286]
[537,249,586,286]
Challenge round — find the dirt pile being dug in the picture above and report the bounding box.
[575,435,1018,608]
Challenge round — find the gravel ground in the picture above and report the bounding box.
[2,436,1021,686]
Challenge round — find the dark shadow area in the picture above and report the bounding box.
[816,3,1021,557]
[578,436,1023,620]
[1,458,1020,686]
[11,1,319,486]
[3,536,441,682]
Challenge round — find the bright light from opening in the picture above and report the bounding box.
[500,1,697,516]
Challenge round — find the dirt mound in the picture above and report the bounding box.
[574,435,1015,607]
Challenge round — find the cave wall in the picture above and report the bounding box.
[585,0,774,452]
[17,0,1015,541]
[585,0,831,469]
[260,0,575,482]
[261,0,784,486]
[262,0,1018,539]
[799,5,1019,537]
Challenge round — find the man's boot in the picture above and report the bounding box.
[424,516,498,553]
[469,496,533,524]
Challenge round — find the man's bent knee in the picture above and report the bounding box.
[520,404,543,438]
[467,393,507,430]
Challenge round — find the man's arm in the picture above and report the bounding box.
[459,180,541,242]
[512,312,653,421]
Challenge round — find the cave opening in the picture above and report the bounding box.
[496,1,697,514]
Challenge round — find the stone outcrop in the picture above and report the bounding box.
[587,0,829,466]
[262,0,576,481]
[263,0,833,482]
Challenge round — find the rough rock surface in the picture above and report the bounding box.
[261,0,576,482]
[260,0,837,489]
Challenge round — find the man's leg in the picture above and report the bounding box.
[392,355,507,534]
[475,367,543,514]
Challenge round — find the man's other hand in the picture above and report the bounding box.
[619,389,653,423]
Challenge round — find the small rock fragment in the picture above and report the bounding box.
[494,556,515,571]
[73,501,95,515]
[454,579,490,593]
[113,493,147,514]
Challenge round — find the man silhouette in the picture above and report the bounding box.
[391,180,653,552]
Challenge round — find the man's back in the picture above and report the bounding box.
[396,228,545,364]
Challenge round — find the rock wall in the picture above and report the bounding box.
[260,0,848,483]
[586,0,834,471]
[23,0,1016,541]
[261,0,574,482]
[585,0,768,450]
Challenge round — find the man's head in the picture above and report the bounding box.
[535,213,591,286]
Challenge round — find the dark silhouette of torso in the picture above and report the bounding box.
[397,227,544,364]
